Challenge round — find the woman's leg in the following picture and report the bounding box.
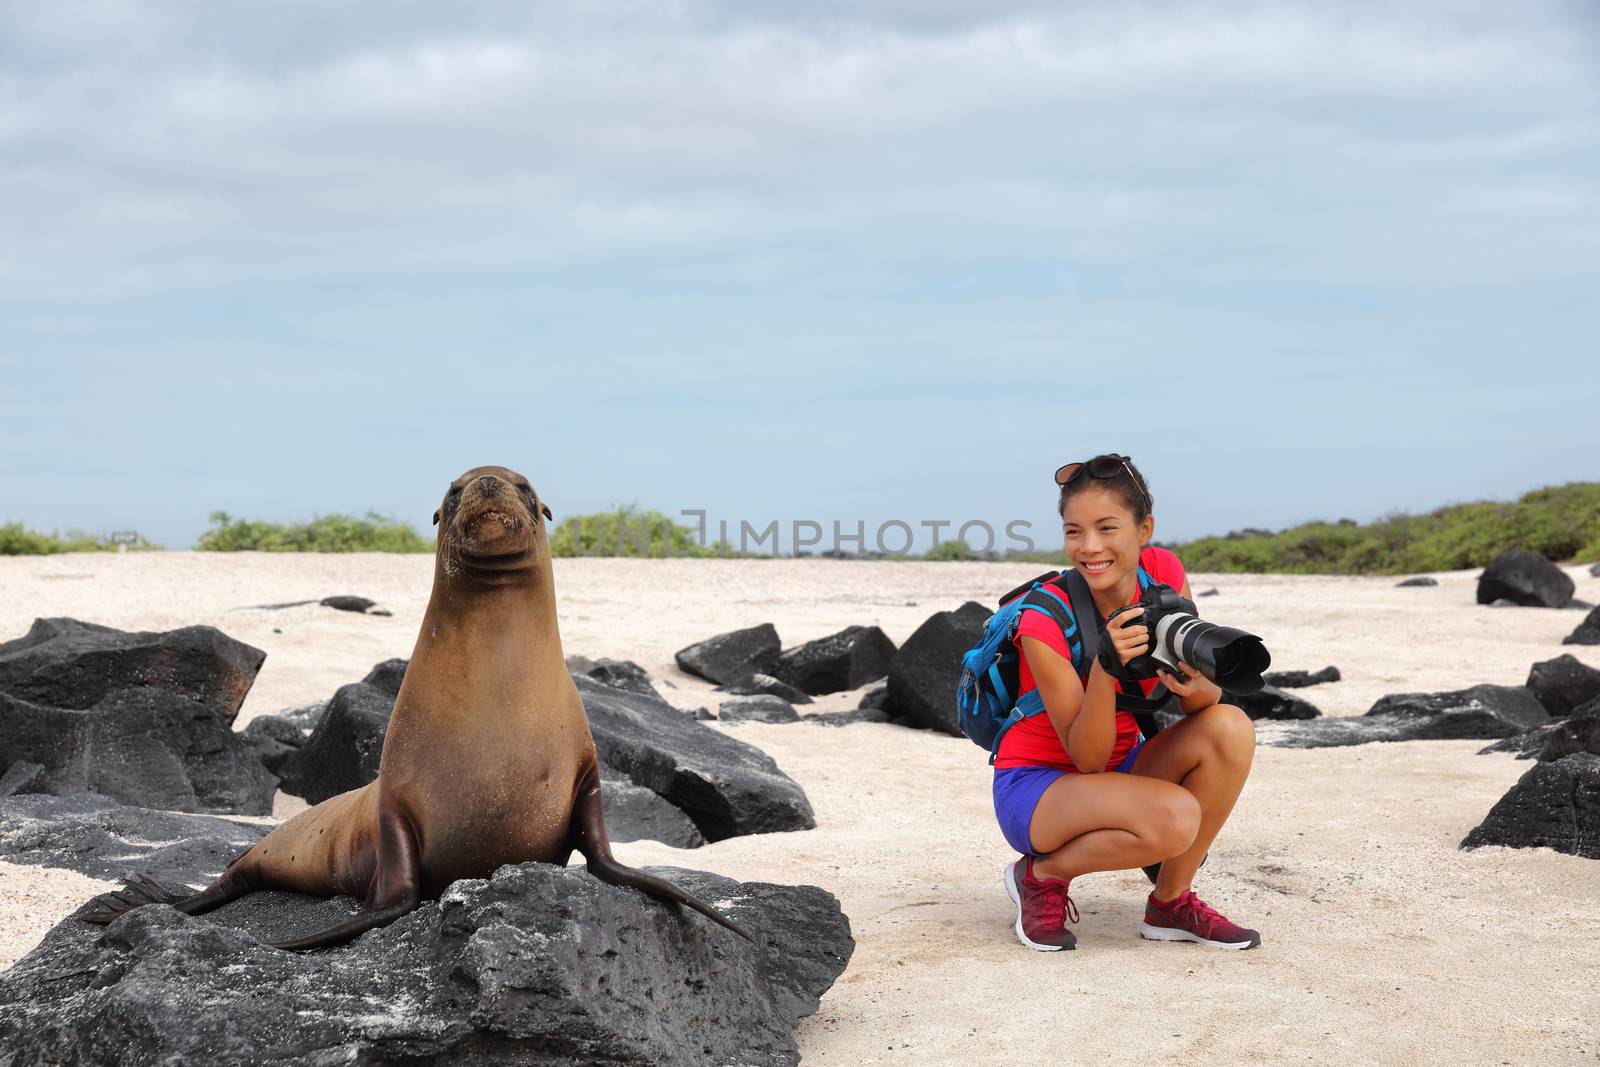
[1127,702,1255,901]
[1027,771,1201,882]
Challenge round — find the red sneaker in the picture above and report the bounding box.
[1001,856,1080,951]
[1140,890,1260,950]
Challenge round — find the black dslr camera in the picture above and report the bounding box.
[1106,583,1271,693]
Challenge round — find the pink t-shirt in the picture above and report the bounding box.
[992,546,1187,772]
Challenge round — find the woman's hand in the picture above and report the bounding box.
[1106,606,1151,667]
[1157,659,1224,711]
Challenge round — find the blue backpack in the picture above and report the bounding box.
[955,566,1169,763]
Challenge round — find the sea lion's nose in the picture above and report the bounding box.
[477,475,498,494]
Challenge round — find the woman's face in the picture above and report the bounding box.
[1060,484,1154,594]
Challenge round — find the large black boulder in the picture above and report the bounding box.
[1526,654,1600,718]
[1476,550,1574,608]
[773,626,898,695]
[0,619,276,814]
[1273,685,1549,748]
[0,861,853,1067]
[1538,697,1600,762]
[567,656,670,702]
[886,601,991,735]
[1477,726,1557,760]
[1223,685,1321,720]
[674,624,782,685]
[597,769,705,849]
[1460,752,1600,858]
[1262,666,1340,689]
[0,792,266,883]
[1563,606,1600,646]
[274,679,396,804]
[576,674,815,841]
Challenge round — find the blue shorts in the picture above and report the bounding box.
[992,741,1144,856]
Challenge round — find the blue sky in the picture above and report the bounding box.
[3,1,1597,552]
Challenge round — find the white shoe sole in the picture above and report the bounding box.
[1139,921,1260,950]
[1002,862,1071,952]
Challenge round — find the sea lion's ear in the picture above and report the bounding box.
[541,502,553,521]
[432,509,441,526]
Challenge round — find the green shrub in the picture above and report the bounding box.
[547,506,736,557]
[1174,481,1600,574]
[924,539,976,561]
[0,522,161,555]
[195,511,432,553]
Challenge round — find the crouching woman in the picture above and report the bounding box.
[996,454,1261,952]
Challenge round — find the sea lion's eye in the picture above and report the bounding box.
[448,486,462,498]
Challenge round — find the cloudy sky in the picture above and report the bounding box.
[3,1,1597,552]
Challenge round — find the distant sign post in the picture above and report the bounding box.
[110,530,139,555]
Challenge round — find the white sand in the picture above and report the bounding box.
[1,552,1597,1063]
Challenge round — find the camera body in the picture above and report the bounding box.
[1109,582,1271,693]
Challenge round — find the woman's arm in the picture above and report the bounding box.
[1170,578,1225,713]
[1018,637,1119,772]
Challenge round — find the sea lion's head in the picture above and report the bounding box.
[433,465,552,583]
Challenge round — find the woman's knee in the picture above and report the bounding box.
[1199,702,1256,761]
[1145,787,1201,856]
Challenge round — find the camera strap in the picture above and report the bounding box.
[1058,568,1172,742]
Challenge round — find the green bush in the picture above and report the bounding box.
[0,522,161,555]
[547,506,736,558]
[195,511,432,553]
[1174,482,1600,574]
[924,539,976,561]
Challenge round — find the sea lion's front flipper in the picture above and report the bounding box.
[568,763,756,943]
[269,803,423,952]
[81,860,260,925]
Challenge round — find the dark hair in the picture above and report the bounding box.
[1056,453,1153,523]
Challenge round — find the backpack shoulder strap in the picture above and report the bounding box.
[1060,568,1171,741]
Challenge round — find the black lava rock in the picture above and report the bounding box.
[1563,606,1600,646]
[1273,684,1550,748]
[1526,654,1600,718]
[0,861,853,1067]
[1477,727,1557,760]
[674,624,782,685]
[0,618,276,814]
[717,695,801,724]
[576,674,815,842]
[857,681,890,710]
[1476,550,1575,608]
[240,714,310,776]
[360,658,409,697]
[0,761,46,797]
[567,656,670,702]
[275,679,396,804]
[1591,562,1600,578]
[1460,752,1600,858]
[886,601,991,735]
[716,673,814,704]
[1262,666,1341,689]
[1223,685,1321,720]
[0,792,267,884]
[598,769,705,849]
[1396,576,1439,587]
[1538,697,1600,762]
[772,626,898,695]
[1195,588,1219,598]
[804,708,894,727]
[320,595,378,613]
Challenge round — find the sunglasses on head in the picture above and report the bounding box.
[1054,454,1151,512]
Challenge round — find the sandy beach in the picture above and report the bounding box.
[1,552,1597,1065]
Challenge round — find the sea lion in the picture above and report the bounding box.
[82,465,751,949]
